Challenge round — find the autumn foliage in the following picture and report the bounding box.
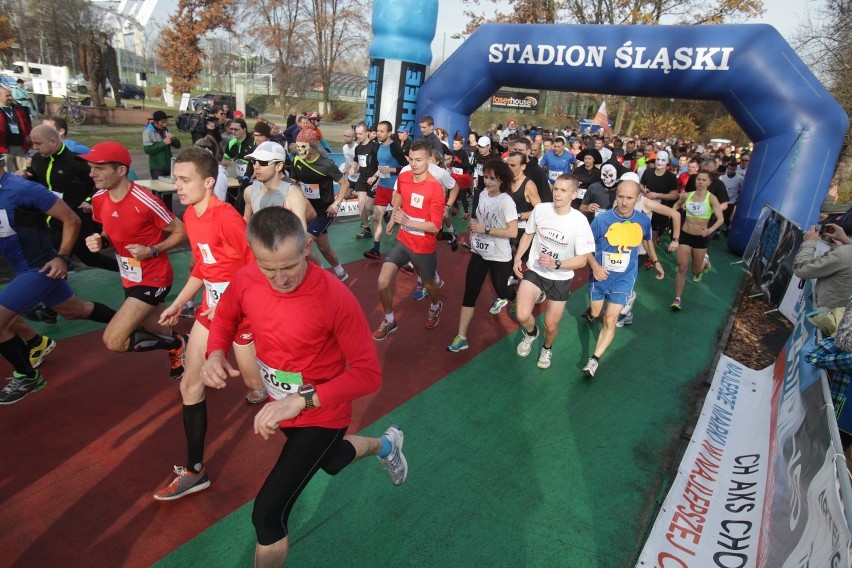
[156,0,236,94]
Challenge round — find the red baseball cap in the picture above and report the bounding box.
[78,141,132,166]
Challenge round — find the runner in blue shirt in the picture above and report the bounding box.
[582,178,663,378]
[538,136,576,186]
[0,155,115,404]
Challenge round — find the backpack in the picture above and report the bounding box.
[176,112,201,133]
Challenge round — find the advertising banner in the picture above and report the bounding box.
[638,284,852,567]
[490,90,540,111]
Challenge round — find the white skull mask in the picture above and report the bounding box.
[655,151,669,168]
[601,164,618,188]
[295,142,312,158]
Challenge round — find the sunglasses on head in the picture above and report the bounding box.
[250,158,277,166]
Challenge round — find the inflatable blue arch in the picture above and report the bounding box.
[416,24,848,253]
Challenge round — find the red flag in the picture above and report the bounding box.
[593,101,612,137]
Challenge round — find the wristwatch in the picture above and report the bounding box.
[555,259,562,270]
[149,246,159,258]
[485,226,491,235]
[298,384,316,410]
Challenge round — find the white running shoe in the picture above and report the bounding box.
[517,327,539,357]
[583,358,599,378]
[378,424,408,486]
[537,347,552,369]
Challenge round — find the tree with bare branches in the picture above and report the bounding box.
[796,0,852,176]
[303,0,369,113]
[241,0,312,110]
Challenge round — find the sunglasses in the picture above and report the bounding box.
[250,159,279,166]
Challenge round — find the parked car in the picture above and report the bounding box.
[114,83,145,100]
[192,92,259,118]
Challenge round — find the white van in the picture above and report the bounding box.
[8,61,69,95]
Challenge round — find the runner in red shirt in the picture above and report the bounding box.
[373,140,447,340]
[200,207,407,565]
[81,142,189,380]
[149,147,265,500]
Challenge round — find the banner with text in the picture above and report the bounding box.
[490,90,540,111]
[638,288,851,567]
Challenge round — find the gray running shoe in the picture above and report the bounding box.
[153,465,211,500]
[489,297,509,315]
[245,387,268,404]
[378,424,408,486]
[0,371,46,405]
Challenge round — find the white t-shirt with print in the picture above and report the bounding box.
[471,192,518,262]
[525,203,595,281]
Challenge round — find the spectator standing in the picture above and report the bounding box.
[143,110,181,180]
[794,223,852,309]
[0,86,32,171]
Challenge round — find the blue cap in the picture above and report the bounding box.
[396,124,410,134]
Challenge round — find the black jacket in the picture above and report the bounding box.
[27,144,95,209]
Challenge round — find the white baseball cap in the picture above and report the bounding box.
[618,172,641,184]
[477,136,491,147]
[246,141,287,162]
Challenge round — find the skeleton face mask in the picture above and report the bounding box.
[655,151,669,168]
[296,142,312,158]
[601,164,618,188]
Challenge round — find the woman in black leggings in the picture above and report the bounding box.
[447,160,519,352]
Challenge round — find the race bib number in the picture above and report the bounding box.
[116,254,142,283]
[452,167,464,175]
[235,160,248,178]
[548,170,564,181]
[410,193,424,209]
[539,244,561,261]
[602,251,629,273]
[379,168,390,179]
[197,243,217,265]
[358,154,367,168]
[299,182,320,200]
[471,233,490,254]
[257,358,303,400]
[575,187,587,200]
[475,164,483,177]
[0,210,16,238]
[9,123,19,135]
[203,279,229,308]
[687,201,707,216]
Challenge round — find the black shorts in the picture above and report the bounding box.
[384,241,438,281]
[678,231,710,250]
[523,270,572,302]
[124,285,171,306]
[354,183,376,199]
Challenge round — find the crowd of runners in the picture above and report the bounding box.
[0,88,749,565]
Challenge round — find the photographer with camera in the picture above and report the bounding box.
[191,105,227,144]
[794,221,852,309]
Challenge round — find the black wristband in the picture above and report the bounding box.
[55,253,73,264]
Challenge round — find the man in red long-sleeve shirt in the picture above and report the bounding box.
[201,207,407,568]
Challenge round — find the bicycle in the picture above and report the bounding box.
[58,96,86,126]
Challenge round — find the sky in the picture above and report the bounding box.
[149,0,825,62]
